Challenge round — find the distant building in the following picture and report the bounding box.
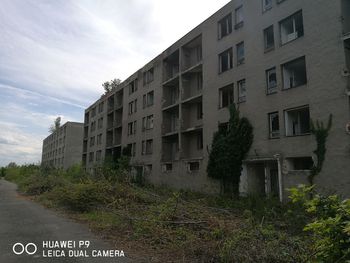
[82,0,350,199]
[41,122,84,169]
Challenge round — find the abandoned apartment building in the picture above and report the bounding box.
[80,0,350,200]
[42,122,84,170]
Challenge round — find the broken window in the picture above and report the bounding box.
[264,25,274,50]
[142,115,154,131]
[96,150,102,162]
[127,143,136,157]
[219,84,234,108]
[147,91,154,106]
[238,79,246,103]
[144,164,152,176]
[97,134,102,145]
[262,0,272,12]
[98,102,104,113]
[236,42,245,65]
[188,161,200,172]
[266,67,277,94]
[163,163,173,172]
[268,112,280,138]
[90,121,96,132]
[284,106,310,136]
[219,48,233,73]
[218,13,232,39]
[235,6,243,29]
[280,10,304,45]
[91,107,96,117]
[142,139,153,155]
[129,79,138,95]
[97,117,103,129]
[128,99,137,114]
[143,91,154,108]
[288,157,313,170]
[89,152,94,162]
[143,68,154,85]
[282,56,307,89]
[127,121,137,136]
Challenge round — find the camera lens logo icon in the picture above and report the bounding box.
[12,243,37,255]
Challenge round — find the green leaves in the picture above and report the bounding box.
[207,104,253,195]
[288,185,350,262]
[308,114,332,184]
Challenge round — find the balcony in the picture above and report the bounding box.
[182,72,202,101]
[162,136,179,162]
[83,140,87,153]
[162,82,179,109]
[181,99,203,132]
[162,109,179,136]
[106,130,113,148]
[163,50,179,83]
[107,95,114,112]
[114,111,123,128]
[107,112,114,130]
[114,128,122,146]
[115,91,123,110]
[181,129,203,160]
[181,35,202,72]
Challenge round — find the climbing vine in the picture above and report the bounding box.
[308,114,333,185]
[207,104,253,196]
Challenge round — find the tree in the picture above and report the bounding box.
[102,81,111,93]
[207,104,253,195]
[49,117,61,133]
[1,167,5,177]
[110,78,121,89]
[7,162,17,168]
[102,78,121,94]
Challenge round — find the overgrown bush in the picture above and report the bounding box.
[289,185,350,262]
[49,180,113,212]
[220,222,308,263]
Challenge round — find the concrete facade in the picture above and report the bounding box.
[83,0,350,199]
[42,122,84,170]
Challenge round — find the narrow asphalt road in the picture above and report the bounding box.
[0,178,131,263]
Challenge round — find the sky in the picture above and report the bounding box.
[0,0,230,166]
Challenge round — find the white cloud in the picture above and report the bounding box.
[0,0,230,166]
[0,121,43,166]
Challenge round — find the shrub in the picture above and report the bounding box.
[21,173,67,195]
[289,185,350,262]
[220,223,308,263]
[50,180,113,212]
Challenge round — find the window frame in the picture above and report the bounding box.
[219,48,233,73]
[284,105,311,137]
[236,41,245,65]
[219,84,234,109]
[237,79,246,103]
[266,67,277,94]
[218,13,233,39]
[279,10,304,46]
[234,5,244,29]
[263,25,275,51]
[262,0,272,12]
[268,112,280,139]
[281,56,307,90]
